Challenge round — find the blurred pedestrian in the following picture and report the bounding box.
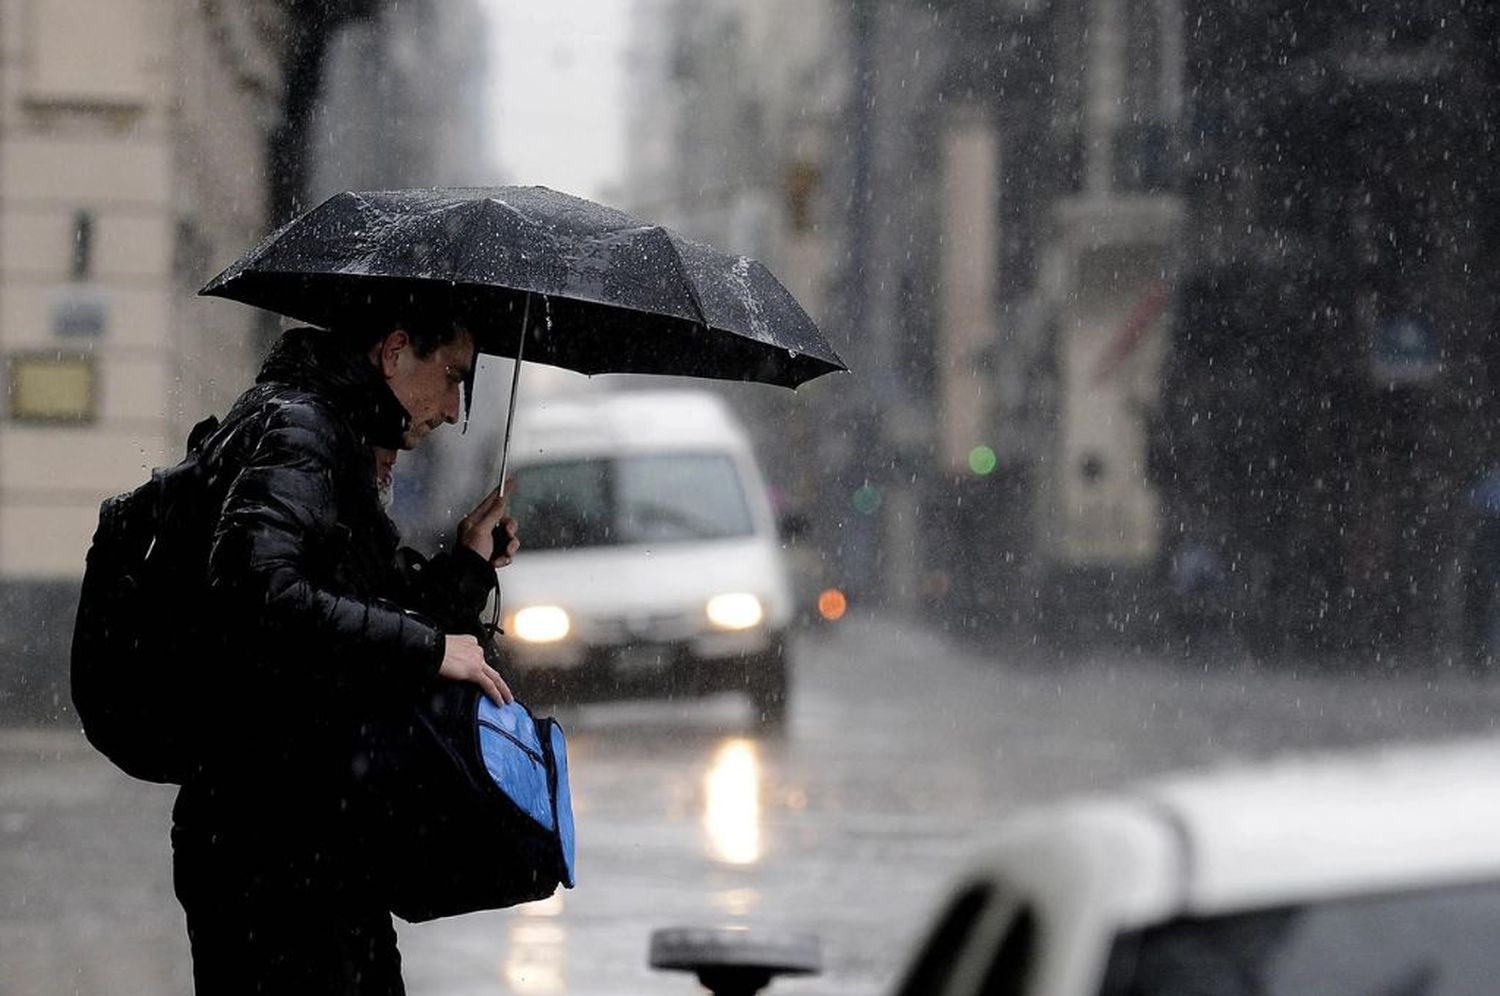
[171,322,517,995]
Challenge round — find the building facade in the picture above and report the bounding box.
[0,0,490,713]
[0,0,286,710]
[1152,3,1500,653]
[622,0,1187,631]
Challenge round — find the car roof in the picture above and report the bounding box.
[509,389,753,459]
[978,737,1500,928]
[1145,736,1500,913]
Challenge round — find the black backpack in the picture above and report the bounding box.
[70,415,223,783]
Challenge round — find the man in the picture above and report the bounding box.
[172,320,516,994]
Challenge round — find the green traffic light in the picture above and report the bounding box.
[969,445,998,476]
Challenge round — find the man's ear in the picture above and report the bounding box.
[372,328,412,377]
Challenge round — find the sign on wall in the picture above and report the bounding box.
[8,353,97,423]
[50,286,109,338]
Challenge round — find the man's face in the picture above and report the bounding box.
[376,326,475,448]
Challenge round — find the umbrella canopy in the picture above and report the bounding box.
[200,186,846,389]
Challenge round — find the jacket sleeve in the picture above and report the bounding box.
[207,401,444,692]
[394,546,497,636]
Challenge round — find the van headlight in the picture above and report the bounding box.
[706,593,764,631]
[513,605,571,643]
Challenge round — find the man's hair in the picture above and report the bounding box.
[401,314,472,357]
[352,315,470,358]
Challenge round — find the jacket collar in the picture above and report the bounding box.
[256,328,411,449]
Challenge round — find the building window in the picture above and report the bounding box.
[784,160,819,234]
[71,211,95,281]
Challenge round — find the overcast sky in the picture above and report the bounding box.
[481,0,632,201]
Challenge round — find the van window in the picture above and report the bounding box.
[1098,880,1500,996]
[892,882,994,996]
[511,453,755,550]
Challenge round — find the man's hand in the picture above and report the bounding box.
[456,487,521,567]
[439,634,514,706]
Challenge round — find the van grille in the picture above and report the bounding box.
[586,609,702,645]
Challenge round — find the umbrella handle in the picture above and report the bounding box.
[496,294,531,499]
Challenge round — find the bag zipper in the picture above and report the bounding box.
[478,717,545,766]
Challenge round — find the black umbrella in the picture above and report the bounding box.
[202,185,845,484]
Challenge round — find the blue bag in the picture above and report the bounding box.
[374,686,576,922]
[475,697,576,889]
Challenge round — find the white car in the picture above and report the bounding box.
[496,390,796,725]
[892,739,1500,996]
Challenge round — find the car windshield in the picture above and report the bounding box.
[1100,881,1500,996]
[507,453,755,550]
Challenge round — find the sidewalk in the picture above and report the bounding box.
[0,727,188,996]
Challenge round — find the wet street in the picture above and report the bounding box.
[7,617,1500,995]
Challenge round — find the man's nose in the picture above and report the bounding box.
[442,387,462,423]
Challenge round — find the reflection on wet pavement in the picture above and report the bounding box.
[704,738,762,866]
[504,893,567,993]
[14,620,1500,993]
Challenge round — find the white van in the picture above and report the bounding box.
[496,390,795,725]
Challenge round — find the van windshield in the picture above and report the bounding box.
[508,453,755,551]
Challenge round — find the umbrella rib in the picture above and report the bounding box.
[657,233,711,330]
[447,198,502,283]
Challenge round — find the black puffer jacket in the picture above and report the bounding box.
[173,328,493,869]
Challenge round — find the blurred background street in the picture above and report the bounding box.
[8,617,1500,995]
[6,2,1500,993]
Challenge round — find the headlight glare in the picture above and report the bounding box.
[513,605,571,643]
[706,593,764,630]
